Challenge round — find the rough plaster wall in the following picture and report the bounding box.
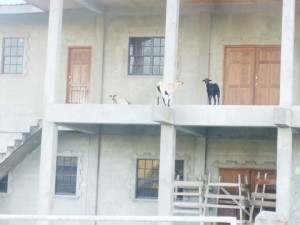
[206,137,277,180]
[0,14,48,144]
[0,132,95,221]
[102,16,165,105]
[0,146,40,225]
[209,13,282,104]
[97,134,196,216]
[102,14,212,105]
[58,16,103,104]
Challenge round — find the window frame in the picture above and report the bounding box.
[55,156,79,196]
[0,174,8,194]
[0,34,28,76]
[128,37,165,76]
[1,37,25,75]
[135,159,184,199]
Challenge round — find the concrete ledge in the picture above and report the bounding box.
[45,104,158,125]
[274,107,292,127]
[151,106,173,124]
[172,105,276,127]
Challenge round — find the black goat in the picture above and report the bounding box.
[202,78,220,105]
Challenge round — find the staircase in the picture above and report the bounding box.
[0,120,43,180]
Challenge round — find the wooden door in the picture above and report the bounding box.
[66,48,91,104]
[218,168,250,219]
[224,47,255,105]
[218,168,276,221]
[223,46,280,105]
[254,47,280,105]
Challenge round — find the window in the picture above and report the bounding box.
[128,37,164,75]
[0,175,8,193]
[136,159,184,199]
[2,37,24,74]
[55,156,78,195]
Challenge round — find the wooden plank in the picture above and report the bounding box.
[200,203,246,209]
[249,200,276,208]
[208,182,249,188]
[205,193,247,200]
[173,202,199,209]
[255,178,276,185]
[174,181,203,187]
[174,192,201,196]
[251,193,276,199]
[173,209,200,215]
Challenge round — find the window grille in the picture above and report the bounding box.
[2,37,24,74]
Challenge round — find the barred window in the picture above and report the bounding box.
[136,159,184,199]
[128,37,164,75]
[2,38,24,74]
[0,174,8,193]
[55,156,78,195]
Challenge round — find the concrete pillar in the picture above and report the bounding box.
[38,122,58,217]
[163,0,180,84]
[43,0,63,107]
[158,125,176,217]
[194,137,206,178]
[91,16,105,104]
[276,0,295,220]
[276,128,293,217]
[38,0,63,223]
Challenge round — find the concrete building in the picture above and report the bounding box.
[0,0,299,224]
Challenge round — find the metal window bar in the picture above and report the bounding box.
[0,215,237,225]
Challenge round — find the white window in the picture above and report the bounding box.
[55,156,78,195]
[128,37,164,75]
[2,37,24,74]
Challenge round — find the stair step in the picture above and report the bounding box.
[29,126,38,135]
[14,140,23,149]
[7,146,15,154]
[22,133,30,142]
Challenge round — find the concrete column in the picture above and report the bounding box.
[276,128,292,217]
[279,0,295,106]
[38,0,63,223]
[163,0,180,84]
[38,122,58,216]
[276,0,295,220]
[194,137,206,178]
[91,16,105,104]
[43,0,63,107]
[158,125,176,217]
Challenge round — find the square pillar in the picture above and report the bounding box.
[276,0,295,221]
[158,125,176,216]
[276,128,293,217]
[163,0,180,84]
[38,0,63,223]
[38,122,58,222]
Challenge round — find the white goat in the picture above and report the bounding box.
[109,94,129,105]
[156,79,184,107]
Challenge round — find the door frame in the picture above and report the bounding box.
[66,46,92,104]
[222,45,281,105]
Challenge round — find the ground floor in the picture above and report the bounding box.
[2,125,295,224]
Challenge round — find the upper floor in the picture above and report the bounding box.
[0,0,299,130]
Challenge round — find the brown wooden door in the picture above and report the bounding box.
[223,46,280,105]
[66,47,91,104]
[224,47,255,105]
[218,168,250,219]
[254,47,280,105]
[218,168,276,221]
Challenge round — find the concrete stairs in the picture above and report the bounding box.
[0,120,43,180]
